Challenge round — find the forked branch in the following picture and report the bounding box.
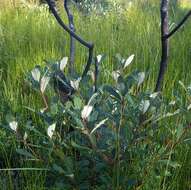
[45,0,94,79]
[155,0,191,91]
[165,10,191,39]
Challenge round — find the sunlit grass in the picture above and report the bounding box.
[179,0,191,9]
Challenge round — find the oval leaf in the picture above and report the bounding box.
[137,72,145,86]
[87,92,99,106]
[96,55,102,63]
[104,85,121,101]
[31,68,40,82]
[150,92,159,99]
[40,75,50,93]
[91,118,108,134]
[112,70,121,82]
[23,132,28,141]
[47,123,56,138]
[9,121,18,132]
[139,100,150,114]
[60,57,68,70]
[124,54,134,69]
[81,105,93,120]
[70,77,81,90]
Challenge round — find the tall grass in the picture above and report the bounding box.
[1,1,191,189]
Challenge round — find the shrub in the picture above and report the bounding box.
[2,54,191,189]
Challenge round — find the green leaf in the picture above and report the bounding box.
[65,101,73,109]
[176,124,184,139]
[96,54,105,64]
[9,121,18,132]
[123,54,134,69]
[71,141,91,151]
[112,70,121,82]
[117,76,126,94]
[25,124,42,136]
[73,96,82,110]
[64,156,74,174]
[67,110,84,128]
[60,57,68,71]
[179,80,187,91]
[137,72,145,86]
[87,92,99,106]
[47,123,56,138]
[91,118,108,134]
[104,85,121,101]
[31,67,41,82]
[158,160,181,169]
[184,138,191,144]
[40,74,50,93]
[89,111,98,122]
[52,164,65,174]
[150,92,159,99]
[16,149,35,159]
[50,104,58,115]
[70,77,81,90]
[139,100,150,114]
[81,105,93,120]
[187,104,191,110]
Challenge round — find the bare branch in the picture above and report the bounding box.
[155,0,169,91]
[45,0,92,48]
[45,0,94,79]
[165,10,191,39]
[49,0,57,11]
[94,58,98,92]
[81,46,94,79]
[64,0,75,74]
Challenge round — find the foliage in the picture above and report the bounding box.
[1,54,191,189]
[1,1,191,189]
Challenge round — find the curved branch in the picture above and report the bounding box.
[45,0,94,79]
[64,0,75,74]
[81,46,94,79]
[165,10,191,39]
[45,0,93,48]
[49,0,57,10]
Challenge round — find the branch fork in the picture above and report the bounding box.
[155,0,191,91]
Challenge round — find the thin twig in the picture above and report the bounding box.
[81,46,94,79]
[165,10,191,39]
[64,0,76,74]
[94,58,98,92]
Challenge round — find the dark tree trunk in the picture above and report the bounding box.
[155,0,191,91]
[155,0,169,92]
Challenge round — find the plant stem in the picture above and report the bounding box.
[116,97,125,189]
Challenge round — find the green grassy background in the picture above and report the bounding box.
[1,0,191,189]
